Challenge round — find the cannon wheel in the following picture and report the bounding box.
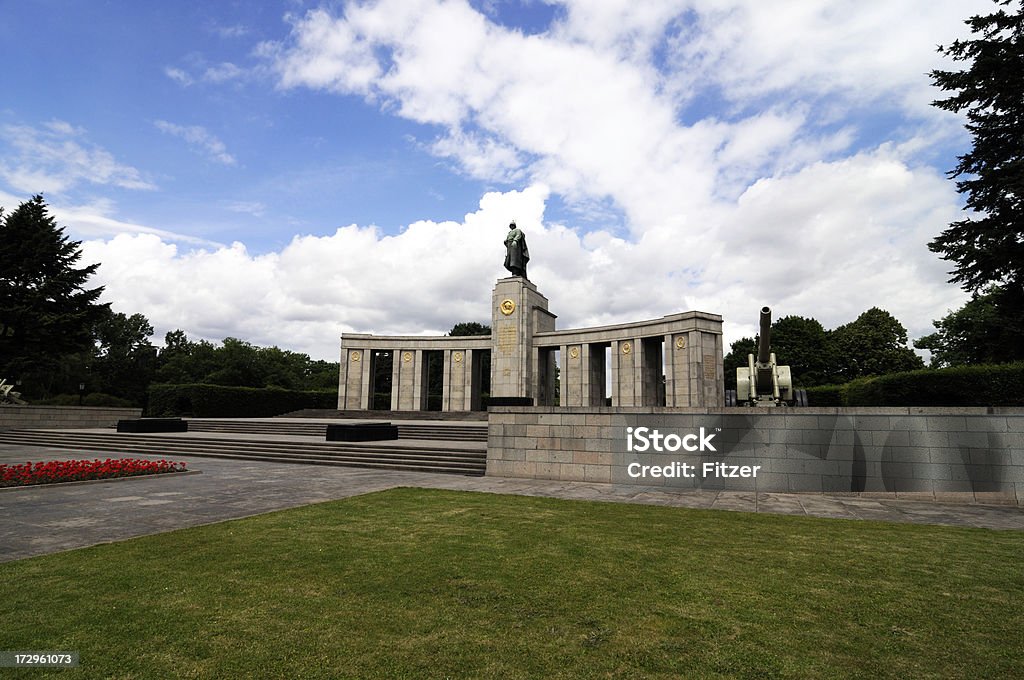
[725,389,737,407]
[795,389,809,407]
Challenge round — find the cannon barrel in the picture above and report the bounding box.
[757,306,772,364]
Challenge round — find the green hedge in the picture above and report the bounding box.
[35,392,137,408]
[806,363,1024,407]
[804,384,845,406]
[147,384,337,417]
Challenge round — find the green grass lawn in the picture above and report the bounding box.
[2,488,1022,679]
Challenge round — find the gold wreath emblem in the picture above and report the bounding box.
[675,336,686,350]
[403,352,413,362]
[499,299,516,316]
[350,351,361,362]
[569,346,580,359]
[453,352,463,363]
[621,342,632,355]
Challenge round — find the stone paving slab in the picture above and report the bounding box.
[27,428,487,450]
[2,443,1024,564]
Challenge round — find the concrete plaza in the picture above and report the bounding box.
[3,443,1023,563]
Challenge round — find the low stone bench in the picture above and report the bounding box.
[326,423,399,442]
[117,418,188,433]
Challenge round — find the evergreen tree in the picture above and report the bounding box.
[928,1,1024,296]
[0,195,109,389]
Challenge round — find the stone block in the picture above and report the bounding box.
[912,463,951,480]
[939,431,983,448]
[908,431,949,448]
[537,437,561,450]
[512,461,535,477]
[932,479,979,494]
[571,424,601,439]
[526,449,552,463]
[769,429,804,445]
[487,460,514,476]
[965,416,1008,432]
[854,415,891,431]
[951,464,996,482]
[550,450,574,464]
[925,416,967,432]
[502,448,526,462]
[880,461,915,479]
[584,465,611,483]
[512,436,537,450]
[525,424,552,438]
[787,474,824,492]
[925,448,962,465]
[559,463,586,481]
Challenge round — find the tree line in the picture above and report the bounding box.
[0,196,337,406]
[724,308,924,391]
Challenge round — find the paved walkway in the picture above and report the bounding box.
[3,444,1024,563]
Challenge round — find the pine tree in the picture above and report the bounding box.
[0,195,109,383]
[928,0,1024,294]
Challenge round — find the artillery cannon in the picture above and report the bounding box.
[0,378,27,405]
[726,307,808,407]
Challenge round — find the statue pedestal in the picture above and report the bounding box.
[490,277,556,403]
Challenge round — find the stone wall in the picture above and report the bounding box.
[0,406,142,431]
[486,407,1024,505]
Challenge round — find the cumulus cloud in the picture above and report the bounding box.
[65,1,986,360]
[79,178,966,361]
[251,2,975,330]
[154,120,237,165]
[0,120,155,194]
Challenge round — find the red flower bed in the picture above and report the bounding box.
[0,458,187,488]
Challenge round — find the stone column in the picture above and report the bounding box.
[562,343,585,407]
[443,349,468,412]
[359,350,372,410]
[490,277,553,403]
[441,349,452,411]
[390,350,401,410]
[412,349,426,410]
[612,338,640,407]
[338,347,369,409]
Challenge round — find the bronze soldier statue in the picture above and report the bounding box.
[503,220,529,278]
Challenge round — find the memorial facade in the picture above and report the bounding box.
[338,276,724,411]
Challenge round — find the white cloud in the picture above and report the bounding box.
[666,0,993,120]
[154,120,237,165]
[224,201,266,217]
[202,62,246,83]
[58,2,983,362]
[164,66,193,86]
[0,189,223,247]
[79,178,965,360]
[0,121,155,194]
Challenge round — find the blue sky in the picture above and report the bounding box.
[0,0,993,360]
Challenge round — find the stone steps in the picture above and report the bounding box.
[0,429,486,476]
[280,408,489,422]
[185,419,487,442]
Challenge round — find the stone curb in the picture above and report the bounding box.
[0,469,201,492]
